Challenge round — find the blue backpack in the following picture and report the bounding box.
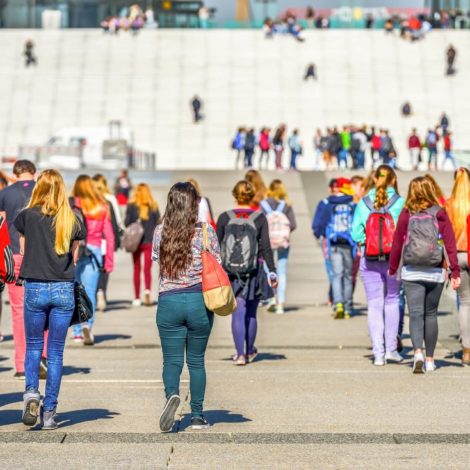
[325,202,355,252]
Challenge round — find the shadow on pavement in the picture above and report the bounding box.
[252,352,287,363]
[93,334,132,344]
[0,409,21,426]
[104,300,132,311]
[0,335,13,342]
[62,366,91,376]
[0,391,23,407]
[179,409,251,431]
[0,366,13,373]
[57,408,120,428]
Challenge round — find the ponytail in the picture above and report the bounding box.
[373,165,398,209]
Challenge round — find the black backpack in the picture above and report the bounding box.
[221,211,261,277]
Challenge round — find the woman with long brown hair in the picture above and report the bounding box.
[71,175,114,345]
[272,124,286,170]
[244,169,267,209]
[389,177,460,373]
[152,182,221,432]
[125,183,160,306]
[446,168,470,364]
[352,165,405,366]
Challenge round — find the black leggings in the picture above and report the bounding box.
[403,280,444,357]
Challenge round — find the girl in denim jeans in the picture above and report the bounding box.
[15,170,86,430]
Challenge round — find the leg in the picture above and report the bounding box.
[403,280,426,352]
[398,285,406,337]
[232,297,247,356]
[360,258,386,357]
[157,296,186,400]
[341,246,354,312]
[133,246,142,299]
[458,258,470,348]
[44,283,74,411]
[142,243,153,292]
[383,272,401,353]
[330,246,345,307]
[423,282,444,358]
[245,299,260,355]
[276,247,289,305]
[185,293,214,418]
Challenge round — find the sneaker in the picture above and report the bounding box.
[191,416,210,430]
[22,391,40,426]
[159,395,180,433]
[373,355,385,366]
[385,351,404,363]
[413,352,425,374]
[39,358,47,380]
[73,335,83,343]
[247,349,258,363]
[14,372,25,380]
[397,336,403,353]
[82,326,94,346]
[132,298,142,307]
[344,311,351,320]
[40,406,58,430]
[96,289,106,311]
[144,290,152,306]
[267,298,276,312]
[334,303,344,320]
[275,304,285,315]
[234,355,247,366]
[425,360,436,372]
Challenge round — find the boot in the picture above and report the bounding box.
[462,348,470,366]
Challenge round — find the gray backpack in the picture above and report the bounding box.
[122,219,144,253]
[402,206,444,267]
[221,211,261,277]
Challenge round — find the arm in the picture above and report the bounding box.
[206,224,222,264]
[388,210,410,275]
[216,212,228,244]
[438,209,460,279]
[72,241,80,265]
[258,214,276,272]
[286,205,297,232]
[124,204,137,227]
[312,200,326,239]
[103,215,115,272]
[151,225,161,263]
[351,199,368,244]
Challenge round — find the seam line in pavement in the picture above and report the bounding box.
[2,433,470,444]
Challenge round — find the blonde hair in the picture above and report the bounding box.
[129,183,158,221]
[232,180,255,205]
[424,174,445,205]
[267,179,289,205]
[405,177,441,214]
[373,165,398,209]
[187,178,201,196]
[92,174,112,197]
[28,169,78,255]
[71,175,107,219]
[245,169,267,206]
[447,169,470,232]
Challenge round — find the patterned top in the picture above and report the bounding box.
[152,223,221,293]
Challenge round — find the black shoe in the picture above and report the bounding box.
[14,372,25,380]
[191,416,210,430]
[39,358,47,380]
[159,395,180,433]
[397,336,403,353]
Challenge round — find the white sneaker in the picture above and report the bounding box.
[132,299,142,307]
[373,355,385,366]
[385,351,404,363]
[275,304,285,315]
[96,289,106,311]
[425,360,436,372]
[413,352,425,374]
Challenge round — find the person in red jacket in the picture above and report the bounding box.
[389,176,460,374]
[408,128,421,171]
[0,214,15,342]
[442,131,457,170]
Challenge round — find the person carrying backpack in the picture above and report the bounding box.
[244,129,256,168]
[389,176,460,373]
[445,168,470,365]
[259,128,271,170]
[231,128,246,170]
[352,165,405,366]
[317,178,356,319]
[261,179,296,314]
[426,128,439,171]
[216,181,277,366]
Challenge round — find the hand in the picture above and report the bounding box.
[269,273,278,289]
[451,277,461,290]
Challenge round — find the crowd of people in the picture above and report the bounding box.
[313,167,469,371]
[0,160,468,433]
[100,4,156,34]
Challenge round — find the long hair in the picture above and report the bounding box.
[92,174,112,196]
[447,168,470,232]
[71,175,107,219]
[28,169,78,255]
[129,183,158,221]
[424,173,445,205]
[373,165,398,209]
[245,169,267,206]
[405,176,441,213]
[159,183,200,279]
[267,179,289,205]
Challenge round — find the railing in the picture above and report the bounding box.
[130,149,157,170]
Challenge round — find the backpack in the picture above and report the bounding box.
[364,194,400,261]
[245,133,255,151]
[260,200,291,250]
[325,202,355,247]
[122,220,144,253]
[351,137,362,152]
[403,206,444,267]
[221,211,261,277]
[427,132,437,147]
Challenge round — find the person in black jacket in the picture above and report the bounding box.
[125,184,161,306]
[216,181,277,366]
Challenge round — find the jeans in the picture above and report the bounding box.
[290,150,299,169]
[274,148,283,169]
[232,297,259,356]
[73,244,102,336]
[360,257,400,356]
[157,292,213,418]
[24,281,74,411]
[321,238,333,303]
[330,244,353,311]
[457,253,470,348]
[273,247,289,305]
[428,148,437,167]
[132,243,152,299]
[338,150,349,168]
[355,151,365,169]
[244,149,254,168]
[403,280,444,357]
[442,150,456,170]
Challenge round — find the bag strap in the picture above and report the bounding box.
[276,200,287,212]
[260,200,272,214]
[202,223,209,251]
[384,193,400,212]
[363,196,375,212]
[425,205,441,217]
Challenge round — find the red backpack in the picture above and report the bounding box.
[364,194,400,261]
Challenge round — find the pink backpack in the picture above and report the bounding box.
[261,200,291,250]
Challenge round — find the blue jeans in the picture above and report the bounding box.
[157,292,213,418]
[73,245,102,335]
[290,150,299,169]
[330,244,353,311]
[274,247,289,305]
[24,281,74,411]
[443,150,456,169]
[355,151,365,169]
[338,150,349,168]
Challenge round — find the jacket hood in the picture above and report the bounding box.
[327,194,354,204]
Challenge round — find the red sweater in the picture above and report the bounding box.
[389,208,460,279]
